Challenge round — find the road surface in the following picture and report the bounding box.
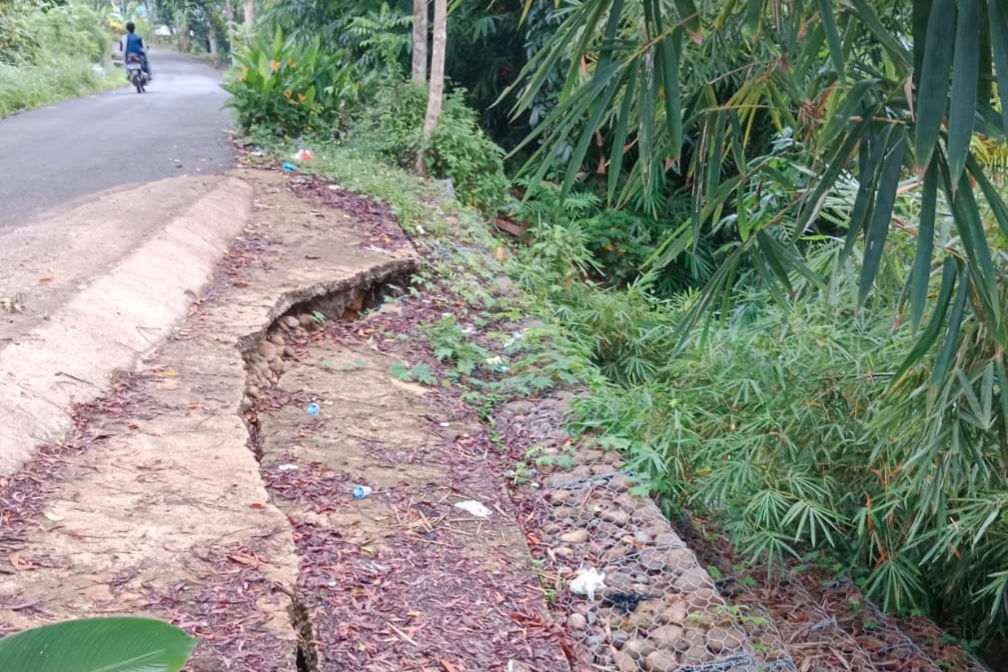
[0,49,234,228]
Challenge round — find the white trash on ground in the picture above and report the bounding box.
[454,500,493,518]
[569,566,606,601]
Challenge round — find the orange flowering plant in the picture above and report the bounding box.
[224,27,358,137]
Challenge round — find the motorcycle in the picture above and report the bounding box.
[125,53,148,94]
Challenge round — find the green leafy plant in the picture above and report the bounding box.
[360,79,510,213]
[0,616,197,672]
[225,27,358,137]
[389,361,437,386]
[344,2,413,75]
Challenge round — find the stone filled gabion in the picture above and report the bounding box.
[498,393,797,672]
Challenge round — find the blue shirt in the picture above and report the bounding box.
[124,33,145,56]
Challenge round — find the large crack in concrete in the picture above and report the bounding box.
[238,266,416,672]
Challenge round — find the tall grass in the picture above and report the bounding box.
[0,56,122,117]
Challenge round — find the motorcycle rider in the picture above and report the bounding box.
[119,22,151,81]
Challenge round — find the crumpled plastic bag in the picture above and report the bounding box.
[569,565,606,601]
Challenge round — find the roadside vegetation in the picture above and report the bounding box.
[214,0,1008,658]
[0,0,134,117]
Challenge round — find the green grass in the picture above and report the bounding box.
[0,56,126,118]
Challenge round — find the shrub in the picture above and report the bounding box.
[361,79,510,214]
[0,3,35,65]
[26,3,110,64]
[225,27,359,138]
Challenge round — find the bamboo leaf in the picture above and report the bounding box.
[930,272,969,397]
[987,0,1008,136]
[915,0,957,168]
[846,0,912,64]
[913,0,934,85]
[859,132,906,305]
[891,257,959,387]
[672,0,702,36]
[608,63,639,203]
[842,126,894,262]
[948,0,981,187]
[817,0,845,80]
[656,28,684,164]
[746,0,762,35]
[705,111,726,207]
[949,178,1004,342]
[910,160,938,331]
[794,115,875,238]
[562,67,627,196]
[967,152,1008,240]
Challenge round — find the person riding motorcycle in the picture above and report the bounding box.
[119,22,151,81]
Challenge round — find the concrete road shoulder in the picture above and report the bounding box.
[0,174,253,476]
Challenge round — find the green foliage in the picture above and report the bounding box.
[422,315,490,378]
[224,27,358,137]
[27,2,110,63]
[258,0,534,154]
[0,1,110,67]
[360,79,510,213]
[0,1,119,117]
[0,616,197,671]
[0,1,36,65]
[344,2,413,75]
[390,361,437,386]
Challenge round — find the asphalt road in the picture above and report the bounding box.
[0,49,234,229]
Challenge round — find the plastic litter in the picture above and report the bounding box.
[353,485,373,499]
[569,566,606,601]
[282,162,298,172]
[292,149,314,161]
[454,500,492,518]
[503,331,524,348]
[306,403,320,417]
[277,463,300,472]
[603,591,646,614]
[485,356,508,373]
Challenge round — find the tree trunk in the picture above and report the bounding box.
[411,0,428,83]
[224,0,234,21]
[243,0,254,24]
[415,0,446,177]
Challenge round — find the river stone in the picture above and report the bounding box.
[648,624,684,648]
[643,650,677,672]
[706,626,746,654]
[623,638,656,660]
[559,529,588,544]
[683,643,711,664]
[613,650,638,672]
